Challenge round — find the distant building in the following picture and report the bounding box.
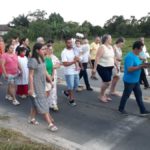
[0,24,10,36]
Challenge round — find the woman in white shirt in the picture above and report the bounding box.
[93,34,114,103]
[110,37,125,96]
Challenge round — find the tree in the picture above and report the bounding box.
[11,14,29,27]
[28,9,47,21]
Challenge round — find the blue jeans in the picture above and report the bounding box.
[119,82,146,113]
[65,74,79,90]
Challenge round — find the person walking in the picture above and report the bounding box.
[110,37,125,96]
[90,36,101,80]
[28,43,58,131]
[61,37,80,106]
[93,34,114,103]
[118,41,150,116]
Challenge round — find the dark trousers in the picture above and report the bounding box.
[140,68,149,88]
[79,63,90,89]
[91,59,95,68]
[119,82,146,113]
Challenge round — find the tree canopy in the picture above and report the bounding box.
[4,10,150,41]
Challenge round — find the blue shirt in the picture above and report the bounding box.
[123,51,142,83]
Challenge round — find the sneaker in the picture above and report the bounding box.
[140,110,150,116]
[12,99,20,105]
[28,118,39,125]
[69,100,77,107]
[62,90,69,98]
[19,95,27,99]
[118,110,128,115]
[48,124,58,132]
[5,95,13,101]
[51,104,59,111]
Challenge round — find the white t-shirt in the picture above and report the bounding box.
[16,56,29,85]
[81,44,90,63]
[61,48,79,75]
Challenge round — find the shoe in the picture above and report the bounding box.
[76,87,83,92]
[19,95,27,99]
[48,124,58,132]
[140,110,150,116]
[62,90,69,98]
[28,118,39,125]
[5,95,13,101]
[51,104,59,111]
[86,87,93,91]
[118,110,128,115]
[12,99,20,105]
[69,100,77,106]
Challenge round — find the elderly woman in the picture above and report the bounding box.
[93,34,115,103]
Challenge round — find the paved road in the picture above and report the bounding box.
[0,68,150,150]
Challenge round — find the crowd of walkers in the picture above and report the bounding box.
[0,34,150,132]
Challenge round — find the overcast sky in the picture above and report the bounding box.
[0,0,150,26]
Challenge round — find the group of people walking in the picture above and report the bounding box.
[0,34,150,132]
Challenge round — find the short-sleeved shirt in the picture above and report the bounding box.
[45,57,53,76]
[90,42,100,60]
[1,53,18,75]
[61,48,78,75]
[123,51,142,83]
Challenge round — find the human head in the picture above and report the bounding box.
[101,34,112,45]
[115,37,125,48]
[46,39,54,46]
[32,43,45,63]
[95,36,101,44]
[65,37,73,49]
[132,40,144,55]
[75,39,81,47]
[46,44,53,56]
[17,47,26,56]
[82,38,89,45]
[20,38,29,46]
[139,37,144,45]
[37,37,45,44]
[5,44,14,53]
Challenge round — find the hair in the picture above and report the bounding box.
[32,43,44,64]
[17,47,26,55]
[5,44,12,52]
[37,37,45,44]
[132,41,144,50]
[115,37,125,44]
[75,39,81,43]
[46,39,54,44]
[64,37,72,43]
[101,34,111,44]
[19,38,27,45]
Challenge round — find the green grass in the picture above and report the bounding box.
[0,128,61,150]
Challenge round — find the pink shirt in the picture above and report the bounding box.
[2,53,18,75]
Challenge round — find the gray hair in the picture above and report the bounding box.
[101,34,111,44]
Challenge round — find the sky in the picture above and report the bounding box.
[0,0,150,26]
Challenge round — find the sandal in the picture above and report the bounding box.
[28,118,39,125]
[48,124,58,132]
